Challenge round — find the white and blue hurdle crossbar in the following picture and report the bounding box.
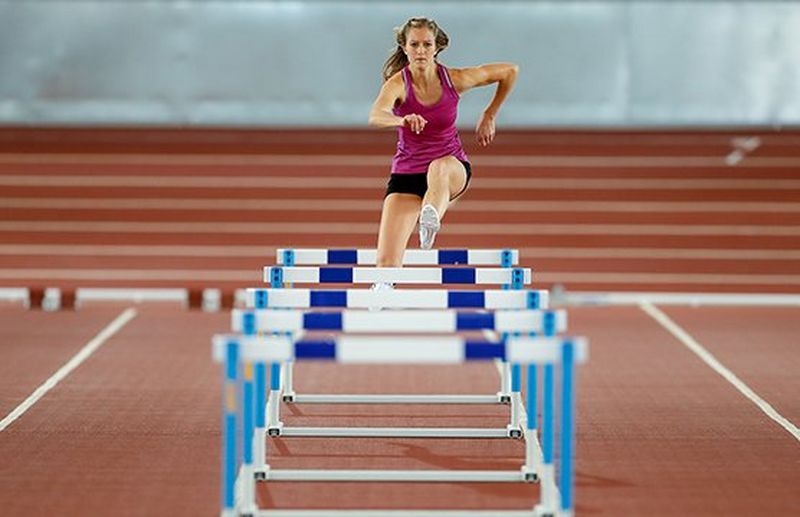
[214,334,588,517]
[245,288,549,310]
[232,308,566,334]
[276,248,519,266]
[264,266,531,286]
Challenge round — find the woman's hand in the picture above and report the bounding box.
[403,114,428,134]
[476,112,496,147]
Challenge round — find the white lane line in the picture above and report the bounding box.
[0,244,798,260]
[0,152,799,168]
[1,174,799,190]
[4,198,800,213]
[0,307,137,432]
[639,301,799,442]
[1,221,799,236]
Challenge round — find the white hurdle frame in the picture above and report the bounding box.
[264,264,531,438]
[213,334,588,517]
[265,249,532,423]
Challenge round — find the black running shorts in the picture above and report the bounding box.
[385,160,472,201]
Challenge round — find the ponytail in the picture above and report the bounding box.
[382,46,408,82]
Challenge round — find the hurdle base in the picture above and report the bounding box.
[256,468,531,483]
[533,506,556,517]
[278,426,511,438]
[282,392,296,403]
[497,392,512,404]
[267,422,284,437]
[521,466,538,483]
[506,424,523,438]
[291,394,501,404]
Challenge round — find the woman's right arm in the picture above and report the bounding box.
[368,75,427,133]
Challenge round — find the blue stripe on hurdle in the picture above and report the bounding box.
[439,250,468,264]
[464,340,506,360]
[310,290,347,307]
[270,267,284,287]
[282,249,295,267]
[526,364,537,430]
[242,373,254,464]
[448,291,485,308]
[222,412,236,509]
[442,267,476,284]
[295,340,337,359]
[560,340,576,513]
[270,363,281,391]
[511,267,525,289]
[226,340,239,381]
[255,362,267,427]
[319,267,354,283]
[542,364,554,464]
[243,312,256,336]
[511,363,521,392]
[254,289,268,309]
[457,312,495,330]
[328,250,357,264]
[543,310,556,336]
[303,312,343,330]
[527,291,540,309]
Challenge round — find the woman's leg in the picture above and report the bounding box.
[419,156,468,249]
[376,193,423,267]
[422,156,468,219]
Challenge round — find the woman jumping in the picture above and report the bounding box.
[368,16,518,272]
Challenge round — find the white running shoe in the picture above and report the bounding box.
[369,281,394,311]
[418,204,441,250]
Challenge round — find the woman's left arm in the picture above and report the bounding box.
[452,63,519,147]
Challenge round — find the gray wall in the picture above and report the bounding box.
[1,0,798,127]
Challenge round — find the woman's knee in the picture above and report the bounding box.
[376,247,402,267]
[426,158,453,184]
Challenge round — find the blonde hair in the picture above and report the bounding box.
[381,17,450,82]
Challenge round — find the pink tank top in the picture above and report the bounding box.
[391,64,469,174]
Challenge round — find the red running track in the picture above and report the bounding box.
[0,127,799,297]
[0,303,798,515]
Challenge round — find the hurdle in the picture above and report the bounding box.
[275,248,520,266]
[234,306,564,439]
[214,247,588,515]
[263,248,533,405]
[213,333,588,516]
[259,260,537,437]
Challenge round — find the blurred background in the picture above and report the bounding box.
[1,0,799,306]
[1,0,798,127]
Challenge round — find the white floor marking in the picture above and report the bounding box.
[639,301,799,442]
[2,221,799,236]
[0,307,137,432]
[2,198,800,213]
[0,244,798,260]
[1,152,799,167]
[1,174,799,189]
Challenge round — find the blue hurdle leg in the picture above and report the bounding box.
[560,341,576,517]
[509,362,523,437]
[523,364,539,481]
[535,363,556,515]
[240,362,256,514]
[221,341,239,517]
[267,362,283,435]
[253,362,267,475]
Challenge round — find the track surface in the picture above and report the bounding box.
[1,128,799,516]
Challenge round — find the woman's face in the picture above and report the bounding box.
[403,27,436,69]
